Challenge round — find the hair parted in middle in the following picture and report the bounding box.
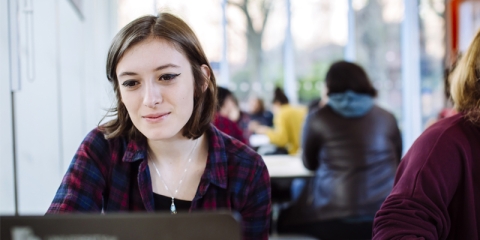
[326,61,377,97]
[101,13,217,140]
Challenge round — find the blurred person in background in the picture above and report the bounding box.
[249,87,307,155]
[373,29,480,240]
[248,96,274,127]
[217,86,252,145]
[213,87,247,144]
[212,113,247,144]
[277,61,402,240]
[47,13,271,239]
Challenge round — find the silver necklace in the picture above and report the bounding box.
[150,139,199,214]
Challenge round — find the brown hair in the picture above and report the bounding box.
[450,29,480,124]
[100,13,217,140]
[251,97,265,114]
[326,61,377,97]
[273,87,289,105]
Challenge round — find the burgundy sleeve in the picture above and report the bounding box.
[373,127,464,240]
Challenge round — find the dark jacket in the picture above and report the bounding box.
[280,105,402,225]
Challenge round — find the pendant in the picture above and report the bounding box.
[170,198,177,214]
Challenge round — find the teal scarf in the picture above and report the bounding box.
[327,90,374,118]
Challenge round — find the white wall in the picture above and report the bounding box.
[14,0,64,214]
[0,0,16,215]
[2,0,116,215]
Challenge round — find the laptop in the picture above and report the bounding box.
[0,211,241,240]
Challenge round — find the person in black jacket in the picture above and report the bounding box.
[277,61,402,240]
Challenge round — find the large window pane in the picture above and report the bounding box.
[117,0,223,69]
[292,0,346,104]
[419,0,446,128]
[355,0,403,119]
[227,0,347,106]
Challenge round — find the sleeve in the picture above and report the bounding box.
[265,109,289,147]
[47,129,110,213]
[372,128,464,240]
[240,157,272,240]
[302,112,322,170]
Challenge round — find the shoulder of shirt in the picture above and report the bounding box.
[82,127,127,152]
[307,105,334,120]
[279,104,306,115]
[214,127,265,167]
[312,104,394,119]
[415,114,472,148]
[368,105,398,120]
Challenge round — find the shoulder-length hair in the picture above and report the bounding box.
[450,29,480,124]
[273,87,289,105]
[325,61,377,97]
[100,13,217,140]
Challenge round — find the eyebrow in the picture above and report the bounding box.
[118,64,180,77]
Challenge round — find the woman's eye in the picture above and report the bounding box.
[122,80,139,87]
[159,73,181,81]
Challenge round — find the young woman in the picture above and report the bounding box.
[47,13,271,240]
[373,29,480,240]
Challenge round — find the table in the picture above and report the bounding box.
[262,154,314,204]
[261,155,315,235]
[262,154,314,178]
[249,134,270,147]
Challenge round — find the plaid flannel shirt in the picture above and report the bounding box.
[213,113,247,144]
[47,124,271,239]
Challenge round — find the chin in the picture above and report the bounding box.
[141,128,181,141]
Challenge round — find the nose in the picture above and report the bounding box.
[143,80,162,108]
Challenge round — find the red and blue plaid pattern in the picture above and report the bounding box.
[47,124,271,239]
[213,114,247,144]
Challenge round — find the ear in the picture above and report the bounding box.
[200,64,211,92]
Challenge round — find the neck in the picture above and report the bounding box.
[148,134,202,167]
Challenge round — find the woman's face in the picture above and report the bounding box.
[116,37,207,141]
[219,96,240,121]
[248,98,260,113]
[219,96,235,116]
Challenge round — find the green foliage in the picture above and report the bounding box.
[297,61,330,104]
[230,69,252,101]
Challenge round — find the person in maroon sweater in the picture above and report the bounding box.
[373,30,480,239]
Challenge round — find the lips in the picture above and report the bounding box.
[142,112,170,122]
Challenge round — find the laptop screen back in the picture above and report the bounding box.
[0,211,241,240]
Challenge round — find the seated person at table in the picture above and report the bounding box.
[248,96,273,127]
[249,87,306,155]
[47,13,271,240]
[217,86,252,145]
[373,27,480,240]
[277,61,402,240]
[213,107,247,144]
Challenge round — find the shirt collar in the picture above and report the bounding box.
[122,137,147,163]
[203,124,228,189]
